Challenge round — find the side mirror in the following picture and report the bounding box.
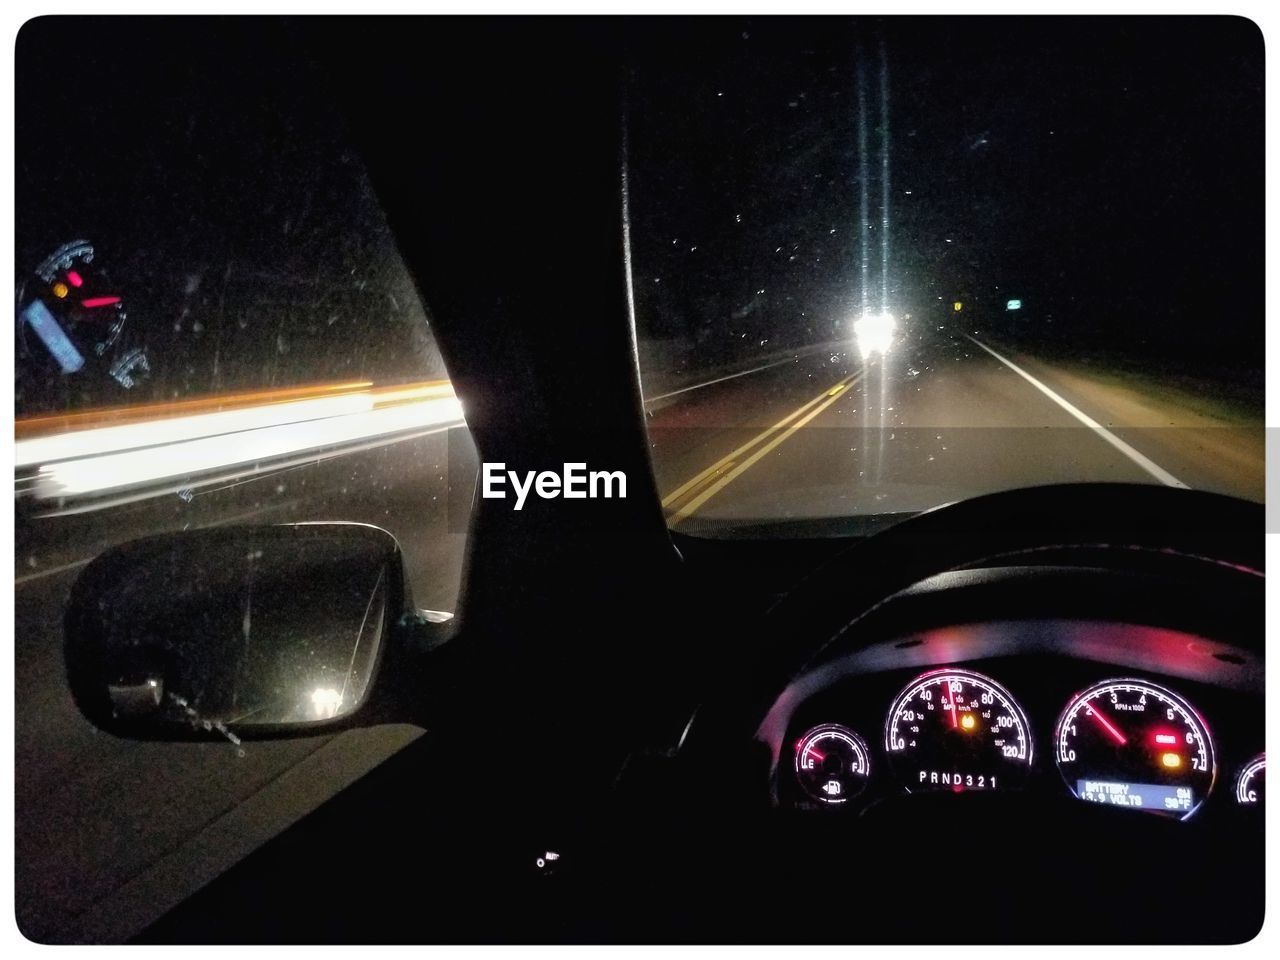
[64,522,412,738]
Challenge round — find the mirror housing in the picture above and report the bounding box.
[64,522,413,739]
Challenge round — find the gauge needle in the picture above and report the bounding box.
[1086,702,1127,745]
[806,747,826,763]
[947,693,958,728]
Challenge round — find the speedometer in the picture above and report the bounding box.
[885,667,1033,793]
[1054,678,1215,820]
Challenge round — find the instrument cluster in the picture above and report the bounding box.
[784,660,1263,821]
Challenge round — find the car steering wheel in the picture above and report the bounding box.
[682,482,1261,759]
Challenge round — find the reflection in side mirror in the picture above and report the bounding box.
[64,522,408,737]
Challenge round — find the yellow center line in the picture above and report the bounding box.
[659,367,863,511]
[668,379,855,527]
[673,460,737,501]
[660,369,863,508]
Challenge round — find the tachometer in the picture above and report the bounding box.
[1054,678,1215,819]
[884,667,1033,793]
[794,724,872,804]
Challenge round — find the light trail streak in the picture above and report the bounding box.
[879,40,891,314]
[14,380,375,438]
[857,52,871,318]
[15,380,464,503]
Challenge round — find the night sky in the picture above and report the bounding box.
[14,17,1265,415]
[627,17,1263,376]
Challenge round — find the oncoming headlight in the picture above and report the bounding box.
[853,312,896,360]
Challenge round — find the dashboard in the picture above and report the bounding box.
[663,490,1264,941]
[760,620,1264,824]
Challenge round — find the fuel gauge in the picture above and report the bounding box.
[794,724,872,805]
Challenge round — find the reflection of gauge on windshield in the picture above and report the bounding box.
[19,239,148,390]
[1235,754,1264,806]
[884,667,1032,793]
[1055,678,1215,820]
[794,724,871,804]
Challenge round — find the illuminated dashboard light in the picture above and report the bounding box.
[1235,754,1264,805]
[885,667,1033,794]
[1056,678,1215,821]
[52,282,69,299]
[1154,733,1178,745]
[66,270,84,287]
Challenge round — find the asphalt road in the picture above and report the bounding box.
[13,323,1263,941]
[648,325,1262,533]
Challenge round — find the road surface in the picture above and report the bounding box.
[648,326,1262,532]
[13,323,1263,941]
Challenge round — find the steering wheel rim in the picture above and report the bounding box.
[680,482,1262,760]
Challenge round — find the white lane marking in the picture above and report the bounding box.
[643,348,831,404]
[965,334,1188,489]
[13,556,93,586]
[14,501,297,588]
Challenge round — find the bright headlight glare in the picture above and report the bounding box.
[309,687,343,719]
[853,312,896,359]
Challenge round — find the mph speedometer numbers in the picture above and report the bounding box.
[1055,679,1216,819]
[794,724,872,804]
[885,668,1033,793]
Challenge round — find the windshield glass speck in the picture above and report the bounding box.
[628,18,1263,536]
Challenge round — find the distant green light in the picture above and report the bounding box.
[1006,299,1022,311]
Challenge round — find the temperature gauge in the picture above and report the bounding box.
[794,724,872,804]
[1235,754,1264,807]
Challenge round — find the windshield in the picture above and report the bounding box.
[628,18,1263,536]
